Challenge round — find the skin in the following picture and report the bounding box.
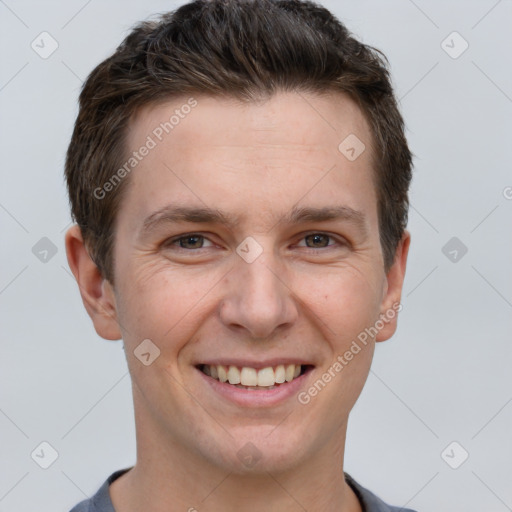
[66,91,410,512]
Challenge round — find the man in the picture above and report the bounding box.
[65,0,415,510]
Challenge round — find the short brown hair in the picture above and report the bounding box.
[65,0,413,284]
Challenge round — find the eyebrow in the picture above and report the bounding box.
[140,204,368,237]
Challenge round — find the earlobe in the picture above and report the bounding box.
[375,230,411,342]
[65,225,122,341]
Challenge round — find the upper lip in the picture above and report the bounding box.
[196,359,314,370]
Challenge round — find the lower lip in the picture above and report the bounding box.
[196,367,313,407]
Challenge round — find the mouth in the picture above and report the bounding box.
[196,363,314,390]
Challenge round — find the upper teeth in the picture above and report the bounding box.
[202,364,301,387]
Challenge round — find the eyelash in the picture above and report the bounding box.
[163,232,347,253]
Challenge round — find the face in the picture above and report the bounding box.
[79,91,409,474]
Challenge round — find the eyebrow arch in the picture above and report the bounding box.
[140,204,368,237]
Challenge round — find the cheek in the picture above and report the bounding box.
[297,265,382,338]
[115,261,224,350]
[302,272,378,414]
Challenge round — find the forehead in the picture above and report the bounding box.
[129,91,372,155]
[118,91,377,234]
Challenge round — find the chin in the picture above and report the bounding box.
[207,427,310,475]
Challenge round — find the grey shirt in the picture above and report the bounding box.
[69,467,418,512]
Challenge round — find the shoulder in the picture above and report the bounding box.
[345,472,419,512]
[68,468,132,512]
[70,468,416,512]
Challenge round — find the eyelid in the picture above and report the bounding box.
[294,231,345,249]
[164,233,216,249]
[164,231,347,251]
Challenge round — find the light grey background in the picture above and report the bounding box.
[1,0,511,510]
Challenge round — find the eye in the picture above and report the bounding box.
[296,233,341,250]
[163,232,346,253]
[165,234,214,250]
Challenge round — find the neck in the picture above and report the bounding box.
[110,398,362,512]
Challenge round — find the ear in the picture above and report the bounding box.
[65,225,122,341]
[375,229,411,342]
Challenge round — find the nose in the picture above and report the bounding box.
[219,246,298,340]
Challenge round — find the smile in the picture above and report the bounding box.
[197,363,313,390]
